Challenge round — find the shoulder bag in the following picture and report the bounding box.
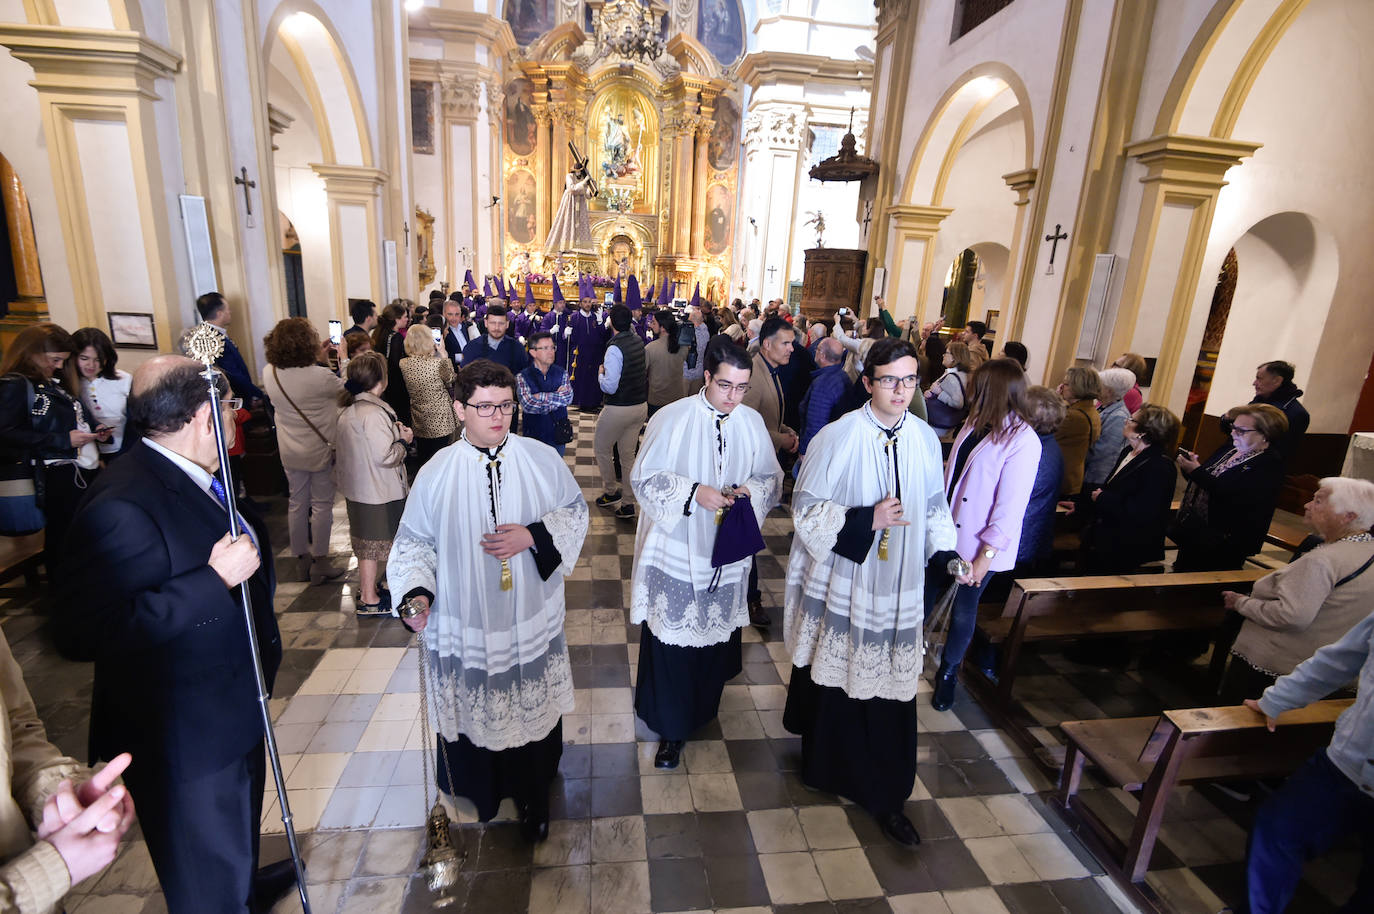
[271,366,335,458]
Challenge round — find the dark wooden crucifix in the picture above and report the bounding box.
[766,265,778,283]
[1044,223,1068,275]
[403,221,410,251]
[234,167,257,216]
[862,201,873,234]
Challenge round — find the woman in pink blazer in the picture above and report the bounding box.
[925,359,1042,711]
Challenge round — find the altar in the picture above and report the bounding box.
[498,0,742,303]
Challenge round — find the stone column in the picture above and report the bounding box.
[689,118,711,258]
[885,204,953,319]
[311,165,388,315]
[739,102,807,300]
[1109,134,1260,410]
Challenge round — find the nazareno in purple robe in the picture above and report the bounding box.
[567,308,607,409]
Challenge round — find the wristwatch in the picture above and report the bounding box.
[982,547,997,561]
[398,597,428,620]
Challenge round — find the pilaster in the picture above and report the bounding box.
[311,164,388,314]
[885,204,952,317]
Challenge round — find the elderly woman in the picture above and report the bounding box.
[1083,367,1137,490]
[1112,352,1147,413]
[1217,477,1374,701]
[1054,365,1102,497]
[924,340,976,436]
[335,352,412,615]
[1172,403,1287,571]
[399,326,455,467]
[262,317,345,585]
[1079,404,1180,575]
[925,358,1041,711]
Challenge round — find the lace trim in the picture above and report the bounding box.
[429,645,574,751]
[631,581,745,647]
[785,607,926,702]
[388,526,437,600]
[745,469,782,521]
[636,471,693,529]
[540,502,589,577]
[924,499,958,560]
[794,499,848,560]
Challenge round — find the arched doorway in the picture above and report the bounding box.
[1180,248,1237,450]
[279,211,305,318]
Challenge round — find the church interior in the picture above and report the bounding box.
[1,0,1372,912]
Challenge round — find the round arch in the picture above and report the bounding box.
[262,2,373,167]
[900,63,1034,207]
[1154,0,1313,140]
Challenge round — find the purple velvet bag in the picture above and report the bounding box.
[707,496,766,592]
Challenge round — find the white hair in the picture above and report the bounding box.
[747,318,762,337]
[808,323,827,343]
[1099,367,1137,400]
[1319,477,1374,530]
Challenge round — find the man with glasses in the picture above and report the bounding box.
[388,359,588,844]
[783,338,959,847]
[517,332,573,455]
[629,338,783,769]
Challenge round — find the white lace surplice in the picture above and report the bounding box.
[630,390,783,647]
[784,406,957,701]
[388,434,588,751]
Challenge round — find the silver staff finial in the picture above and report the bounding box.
[185,323,225,368]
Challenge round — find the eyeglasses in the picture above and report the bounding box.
[464,401,516,416]
[872,374,919,390]
[712,379,751,395]
[1231,425,1258,436]
[223,398,243,411]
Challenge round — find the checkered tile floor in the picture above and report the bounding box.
[1,409,1355,913]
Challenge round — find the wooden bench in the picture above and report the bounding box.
[968,569,1266,710]
[0,532,44,587]
[1055,699,1350,883]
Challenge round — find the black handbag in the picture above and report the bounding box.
[553,414,574,445]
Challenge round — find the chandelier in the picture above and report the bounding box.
[602,185,634,212]
[603,1,664,62]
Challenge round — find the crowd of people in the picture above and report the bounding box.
[0,282,1366,914]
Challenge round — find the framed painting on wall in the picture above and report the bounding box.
[107,312,157,350]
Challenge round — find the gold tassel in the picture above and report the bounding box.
[500,558,513,591]
[878,528,890,561]
[419,801,463,898]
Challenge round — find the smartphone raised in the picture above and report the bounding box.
[328,319,343,345]
[430,327,442,345]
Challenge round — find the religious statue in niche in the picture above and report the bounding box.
[507,170,537,244]
[708,97,739,172]
[804,211,826,247]
[503,0,555,47]
[705,184,732,256]
[602,109,645,180]
[545,146,596,254]
[504,78,537,157]
[698,0,745,66]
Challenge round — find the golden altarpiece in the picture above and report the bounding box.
[500,0,743,304]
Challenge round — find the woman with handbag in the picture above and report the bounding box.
[924,358,1041,712]
[399,327,455,468]
[923,341,974,436]
[1172,403,1287,572]
[0,324,101,561]
[261,318,346,585]
[516,332,573,456]
[335,352,412,616]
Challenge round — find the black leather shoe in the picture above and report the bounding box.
[931,674,957,712]
[654,739,685,769]
[252,859,298,910]
[520,813,550,843]
[748,598,771,628]
[879,811,922,848]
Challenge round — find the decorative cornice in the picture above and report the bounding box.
[406,8,517,58]
[267,103,295,136]
[440,75,483,120]
[1124,134,1262,189]
[310,164,388,197]
[887,204,952,237]
[735,51,872,93]
[0,24,181,99]
[1001,167,1037,204]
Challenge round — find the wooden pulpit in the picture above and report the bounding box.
[800,248,866,322]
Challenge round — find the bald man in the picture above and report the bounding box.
[58,356,291,913]
[799,338,849,458]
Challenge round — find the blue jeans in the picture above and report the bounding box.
[1246,749,1374,914]
[924,570,996,678]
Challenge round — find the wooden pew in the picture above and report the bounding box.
[0,532,44,587]
[969,569,1266,711]
[1055,699,1350,883]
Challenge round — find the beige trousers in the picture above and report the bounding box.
[594,402,647,503]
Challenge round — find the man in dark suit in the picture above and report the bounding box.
[58,355,289,914]
[462,303,529,374]
[195,291,268,406]
[346,298,378,338]
[442,298,468,367]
